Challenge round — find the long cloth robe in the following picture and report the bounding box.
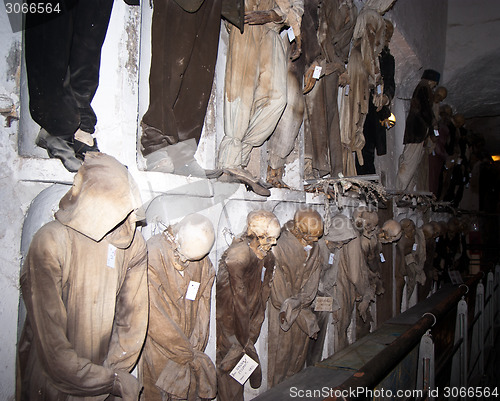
[268,224,321,387]
[141,233,216,401]
[304,0,357,177]
[217,0,304,169]
[216,236,275,401]
[339,7,386,176]
[140,0,223,155]
[18,153,148,401]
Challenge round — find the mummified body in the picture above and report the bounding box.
[141,214,217,401]
[18,153,148,401]
[268,209,323,387]
[216,211,281,401]
[395,218,426,313]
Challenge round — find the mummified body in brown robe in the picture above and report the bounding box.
[267,222,322,387]
[216,237,276,401]
[303,0,357,178]
[18,153,148,401]
[141,233,216,401]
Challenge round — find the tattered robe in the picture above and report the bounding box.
[268,225,321,387]
[216,237,275,401]
[218,0,304,169]
[18,153,148,401]
[141,233,216,401]
[304,0,357,177]
[339,7,386,176]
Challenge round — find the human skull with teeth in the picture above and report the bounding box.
[293,209,324,246]
[378,219,402,244]
[247,210,281,259]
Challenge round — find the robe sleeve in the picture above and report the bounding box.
[344,237,375,303]
[104,233,149,372]
[191,259,216,351]
[20,224,115,396]
[225,247,252,348]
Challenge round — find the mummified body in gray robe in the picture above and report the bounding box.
[18,153,148,401]
[141,233,216,401]
[267,222,322,387]
[216,237,276,401]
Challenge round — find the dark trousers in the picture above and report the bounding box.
[25,0,114,137]
[141,0,221,146]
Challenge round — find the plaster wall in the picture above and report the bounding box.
[0,1,450,399]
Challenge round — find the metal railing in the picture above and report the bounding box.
[323,265,500,400]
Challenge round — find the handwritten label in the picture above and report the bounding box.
[412,243,418,251]
[315,296,333,312]
[377,84,382,94]
[261,267,266,282]
[185,281,201,301]
[107,245,117,268]
[379,252,386,263]
[313,66,322,80]
[434,129,440,137]
[345,84,350,95]
[287,27,295,42]
[230,354,259,385]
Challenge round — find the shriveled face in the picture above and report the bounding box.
[400,218,416,239]
[247,210,281,253]
[294,209,324,245]
[422,223,434,240]
[431,221,441,238]
[378,219,402,243]
[434,86,448,103]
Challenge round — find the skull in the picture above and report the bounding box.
[431,221,441,238]
[400,218,416,240]
[378,219,402,243]
[173,214,215,266]
[294,209,323,246]
[421,223,434,240]
[447,217,460,237]
[353,207,379,236]
[434,86,448,103]
[452,113,465,128]
[247,210,281,254]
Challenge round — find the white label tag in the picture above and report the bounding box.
[261,266,266,282]
[328,253,335,265]
[457,158,462,165]
[432,150,436,156]
[377,84,382,94]
[185,281,200,301]
[345,84,350,95]
[304,245,312,253]
[380,252,386,263]
[178,269,185,277]
[107,245,117,268]
[230,354,259,385]
[436,237,440,243]
[287,27,295,42]
[313,66,322,80]
[412,243,418,251]
[434,129,440,137]
[315,296,333,312]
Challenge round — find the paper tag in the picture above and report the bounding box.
[287,27,295,42]
[229,354,259,385]
[107,244,117,268]
[304,245,312,253]
[313,65,322,80]
[345,84,350,95]
[434,129,440,137]
[432,150,436,156]
[412,243,418,251]
[74,129,94,146]
[261,266,266,282]
[185,281,201,301]
[314,296,333,312]
[377,84,382,94]
[379,252,386,263]
[328,253,335,265]
[178,269,185,277]
[457,158,462,165]
[436,237,439,243]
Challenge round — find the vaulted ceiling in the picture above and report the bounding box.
[442,0,500,156]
